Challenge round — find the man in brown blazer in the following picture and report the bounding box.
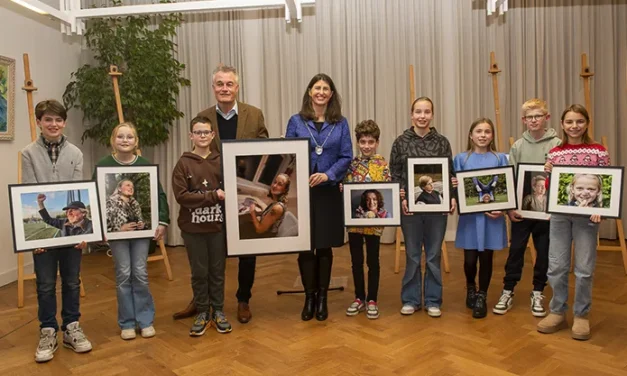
[173,65,268,324]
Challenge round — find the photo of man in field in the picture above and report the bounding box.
[21,190,93,240]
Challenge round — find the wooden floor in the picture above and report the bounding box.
[1,242,627,376]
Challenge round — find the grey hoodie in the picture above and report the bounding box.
[508,128,561,167]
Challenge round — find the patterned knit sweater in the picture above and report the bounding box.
[344,154,391,236]
[546,143,610,167]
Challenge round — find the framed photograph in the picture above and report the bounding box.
[343,182,401,227]
[457,166,516,214]
[222,138,311,256]
[516,163,550,220]
[407,157,451,213]
[547,166,624,218]
[95,165,159,240]
[8,181,103,252]
[0,55,15,141]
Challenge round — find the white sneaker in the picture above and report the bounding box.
[35,328,58,363]
[530,291,548,317]
[141,326,156,338]
[427,306,442,318]
[400,304,416,315]
[63,322,92,353]
[366,301,379,320]
[346,299,365,316]
[121,328,136,340]
[493,290,514,315]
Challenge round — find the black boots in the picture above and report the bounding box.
[473,291,488,319]
[466,284,477,309]
[315,288,328,321]
[299,255,317,321]
[301,292,316,321]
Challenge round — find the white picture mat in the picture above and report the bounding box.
[516,164,550,220]
[407,157,451,213]
[223,139,311,256]
[457,166,517,214]
[547,166,623,218]
[344,182,401,227]
[10,181,103,251]
[96,165,159,240]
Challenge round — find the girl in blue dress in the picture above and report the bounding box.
[453,118,508,319]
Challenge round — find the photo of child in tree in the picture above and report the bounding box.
[463,173,508,206]
[557,173,611,208]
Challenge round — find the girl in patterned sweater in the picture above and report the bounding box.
[537,104,609,341]
[344,120,391,319]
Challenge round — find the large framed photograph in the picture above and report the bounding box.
[407,157,451,213]
[343,182,401,227]
[8,181,103,252]
[95,165,159,240]
[222,138,311,256]
[516,163,550,220]
[547,166,624,218]
[0,55,15,141]
[457,166,516,214]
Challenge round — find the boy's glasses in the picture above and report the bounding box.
[524,115,546,121]
[192,130,213,136]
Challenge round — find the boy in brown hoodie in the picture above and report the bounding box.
[172,116,231,336]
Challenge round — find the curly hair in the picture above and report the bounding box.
[360,189,384,211]
[355,120,380,141]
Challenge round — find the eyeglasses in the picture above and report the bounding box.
[524,115,546,121]
[192,130,213,136]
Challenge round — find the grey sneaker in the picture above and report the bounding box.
[190,311,209,337]
[346,299,366,316]
[493,290,514,315]
[530,291,547,317]
[35,328,58,363]
[63,322,92,353]
[212,310,232,334]
[366,301,380,319]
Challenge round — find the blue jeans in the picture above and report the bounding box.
[400,214,447,308]
[548,214,599,317]
[34,247,82,331]
[110,239,155,330]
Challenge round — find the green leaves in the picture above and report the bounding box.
[63,1,189,147]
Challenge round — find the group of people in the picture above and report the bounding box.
[20,63,610,364]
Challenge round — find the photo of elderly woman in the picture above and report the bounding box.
[351,189,393,219]
[106,179,146,232]
[522,174,547,212]
[237,154,299,240]
[103,173,153,232]
[415,175,442,205]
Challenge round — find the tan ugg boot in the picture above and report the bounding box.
[537,312,568,334]
[571,316,591,341]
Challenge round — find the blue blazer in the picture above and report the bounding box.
[285,114,353,184]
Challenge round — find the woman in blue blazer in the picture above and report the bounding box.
[285,73,353,321]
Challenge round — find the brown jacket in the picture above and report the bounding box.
[172,151,223,233]
[197,101,269,152]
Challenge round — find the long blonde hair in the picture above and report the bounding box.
[110,122,140,155]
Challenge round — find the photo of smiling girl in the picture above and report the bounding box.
[566,174,603,208]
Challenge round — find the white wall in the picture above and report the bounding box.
[0,3,83,286]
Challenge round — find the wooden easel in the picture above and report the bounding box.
[16,54,86,308]
[489,51,504,152]
[394,64,451,274]
[108,65,173,281]
[579,53,627,274]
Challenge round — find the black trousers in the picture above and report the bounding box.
[348,233,380,302]
[503,219,550,292]
[236,256,256,303]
